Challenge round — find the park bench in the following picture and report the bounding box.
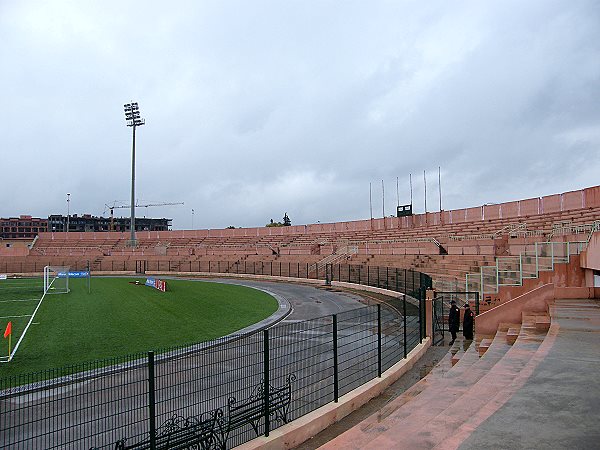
[113,408,222,450]
[222,373,295,442]
[104,374,295,450]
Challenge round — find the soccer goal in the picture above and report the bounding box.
[44,266,70,294]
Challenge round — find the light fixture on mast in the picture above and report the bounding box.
[124,102,145,246]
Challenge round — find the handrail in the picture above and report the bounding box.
[309,245,359,273]
[464,239,589,300]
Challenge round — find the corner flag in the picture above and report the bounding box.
[3,321,10,338]
[3,321,11,357]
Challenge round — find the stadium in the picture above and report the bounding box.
[3,2,600,449]
[1,185,599,449]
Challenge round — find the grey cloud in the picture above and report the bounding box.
[1,0,599,228]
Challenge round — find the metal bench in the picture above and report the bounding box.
[221,374,295,444]
[104,374,295,450]
[114,408,222,450]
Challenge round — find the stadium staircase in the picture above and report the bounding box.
[318,296,600,450]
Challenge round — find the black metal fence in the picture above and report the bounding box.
[0,259,431,297]
[0,265,431,449]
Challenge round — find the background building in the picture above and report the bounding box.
[0,216,48,240]
[47,214,171,233]
[0,214,171,240]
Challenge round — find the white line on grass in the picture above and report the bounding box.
[0,298,40,303]
[0,315,33,319]
[1,290,49,363]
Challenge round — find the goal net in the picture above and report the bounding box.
[44,266,70,294]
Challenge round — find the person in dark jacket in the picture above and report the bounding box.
[463,303,475,340]
[448,300,460,345]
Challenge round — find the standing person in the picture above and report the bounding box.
[448,300,460,345]
[463,302,475,340]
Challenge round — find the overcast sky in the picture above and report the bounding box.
[1,0,599,230]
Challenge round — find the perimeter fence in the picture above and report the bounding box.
[0,259,430,297]
[0,266,430,449]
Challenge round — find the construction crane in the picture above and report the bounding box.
[104,201,184,231]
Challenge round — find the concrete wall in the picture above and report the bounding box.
[476,284,600,336]
[35,185,600,242]
[580,232,600,271]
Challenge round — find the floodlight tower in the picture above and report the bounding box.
[124,102,145,246]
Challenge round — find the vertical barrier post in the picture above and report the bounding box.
[147,351,157,450]
[263,329,270,437]
[419,293,423,343]
[475,291,480,315]
[403,294,408,358]
[333,314,339,402]
[377,304,382,377]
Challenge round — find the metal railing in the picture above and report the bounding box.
[310,245,359,273]
[0,266,430,449]
[464,240,588,298]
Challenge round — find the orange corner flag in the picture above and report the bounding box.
[3,321,11,338]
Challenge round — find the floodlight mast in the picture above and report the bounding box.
[124,102,145,247]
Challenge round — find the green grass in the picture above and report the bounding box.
[0,277,278,378]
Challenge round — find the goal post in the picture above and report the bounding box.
[44,266,70,294]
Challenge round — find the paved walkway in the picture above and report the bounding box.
[315,298,600,450]
[459,298,600,450]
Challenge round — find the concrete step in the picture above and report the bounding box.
[506,327,520,345]
[497,322,521,332]
[477,338,493,357]
[535,315,551,332]
[337,324,548,449]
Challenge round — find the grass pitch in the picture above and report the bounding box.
[0,277,278,377]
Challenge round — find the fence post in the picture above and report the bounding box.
[147,351,157,450]
[419,295,423,344]
[263,329,270,437]
[403,295,408,358]
[475,291,480,315]
[377,304,382,377]
[333,314,339,402]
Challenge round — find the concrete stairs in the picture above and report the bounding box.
[319,313,552,450]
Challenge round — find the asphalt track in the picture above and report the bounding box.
[1,277,410,449]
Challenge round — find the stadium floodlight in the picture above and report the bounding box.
[124,101,145,247]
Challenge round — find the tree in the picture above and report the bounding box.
[266,213,292,227]
[283,212,291,226]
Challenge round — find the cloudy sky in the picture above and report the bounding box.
[1,0,599,230]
